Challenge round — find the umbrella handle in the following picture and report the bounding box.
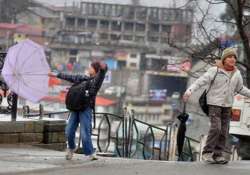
[183,102,186,113]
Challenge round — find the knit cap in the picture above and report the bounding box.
[221,47,237,62]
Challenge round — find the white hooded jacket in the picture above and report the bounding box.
[186,66,250,107]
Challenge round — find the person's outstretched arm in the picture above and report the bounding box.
[49,72,89,83]
[183,67,217,102]
[90,63,108,95]
[235,72,250,97]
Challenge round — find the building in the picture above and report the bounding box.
[12,0,194,125]
[51,1,193,58]
[0,23,44,51]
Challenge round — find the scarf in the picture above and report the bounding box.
[223,64,235,71]
[215,60,235,71]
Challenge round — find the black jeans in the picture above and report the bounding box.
[202,105,231,156]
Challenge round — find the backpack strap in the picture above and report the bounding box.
[207,67,218,93]
[92,105,96,129]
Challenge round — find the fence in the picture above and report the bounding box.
[23,106,199,161]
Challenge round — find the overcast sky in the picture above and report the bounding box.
[36,0,226,39]
[37,0,225,17]
[37,0,186,7]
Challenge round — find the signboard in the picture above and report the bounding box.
[103,70,112,84]
[149,89,167,101]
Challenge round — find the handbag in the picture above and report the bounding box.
[199,68,218,115]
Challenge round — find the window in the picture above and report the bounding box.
[135,36,144,43]
[162,25,171,33]
[104,4,111,16]
[100,20,109,30]
[130,54,137,58]
[111,21,121,31]
[136,7,147,20]
[100,33,108,40]
[149,8,159,21]
[130,63,137,67]
[88,19,97,28]
[123,6,135,19]
[148,36,159,42]
[136,23,145,32]
[65,17,75,27]
[81,3,87,15]
[124,22,134,31]
[78,19,85,28]
[87,3,93,15]
[123,35,133,41]
[150,24,160,32]
[111,5,116,17]
[111,34,120,40]
[161,37,169,44]
[69,49,78,55]
[93,4,99,15]
[99,4,105,16]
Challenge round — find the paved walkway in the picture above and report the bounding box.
[0,144,250,175]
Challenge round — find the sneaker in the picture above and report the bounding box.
[65,149,75,160]
[214,156,228,164]
[202,153,215,163]
[88,153,98,161]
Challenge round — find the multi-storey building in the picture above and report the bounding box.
[60,1,193,48]
[17,0,194,124]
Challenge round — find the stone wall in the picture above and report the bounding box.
[0,120,66,151]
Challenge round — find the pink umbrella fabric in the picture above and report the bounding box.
[1,39,50,103]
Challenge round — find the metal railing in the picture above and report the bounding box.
[23,106,199,161]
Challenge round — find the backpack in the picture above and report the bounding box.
[65,79,91,111]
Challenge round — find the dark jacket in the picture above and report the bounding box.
[57,66,108,108]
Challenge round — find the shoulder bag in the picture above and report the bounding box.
[199,68,218,116]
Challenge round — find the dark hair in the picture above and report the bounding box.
[91,61,101,73]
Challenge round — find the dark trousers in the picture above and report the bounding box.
[202,105,231,156]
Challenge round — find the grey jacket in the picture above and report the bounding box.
[187,66,250,107]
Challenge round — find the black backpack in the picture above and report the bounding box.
[65,79,91,111]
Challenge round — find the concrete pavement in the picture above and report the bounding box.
[0,144,250,175]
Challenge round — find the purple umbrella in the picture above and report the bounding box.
[1,39,50,103]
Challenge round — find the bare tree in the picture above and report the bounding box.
[169,0,250,86]
[0,0,33,23]
[219,0,250,86]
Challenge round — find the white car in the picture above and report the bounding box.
[104,86,125,96]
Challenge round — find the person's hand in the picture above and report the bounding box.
[183,90,192,102]
[100,62,107,70]
[48,72,57,77]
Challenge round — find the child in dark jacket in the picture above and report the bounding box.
[49,61,108,160]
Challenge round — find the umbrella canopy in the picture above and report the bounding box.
[1,39,50,103]
[176,103,189,161]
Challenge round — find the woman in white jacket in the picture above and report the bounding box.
[183,47,250,164]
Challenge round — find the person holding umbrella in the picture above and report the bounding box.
[49,61,108,161]
[183,47,250,164]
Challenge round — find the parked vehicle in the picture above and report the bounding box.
[230,95,250,159]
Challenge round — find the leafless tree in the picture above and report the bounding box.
[0,0,33,23]
[170,0,250,86]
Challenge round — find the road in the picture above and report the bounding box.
[0,145,249,175]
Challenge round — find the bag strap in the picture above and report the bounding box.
[92,104,96,129]
[207,67,218,93]
[183,102,186,113]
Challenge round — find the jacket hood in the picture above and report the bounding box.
[214,60,237,71]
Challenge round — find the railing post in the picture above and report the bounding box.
[123,107,128,157]
[39,104,44,120]
[127,109,135,158]
[11,93,18,121]
[22,105,30,118]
